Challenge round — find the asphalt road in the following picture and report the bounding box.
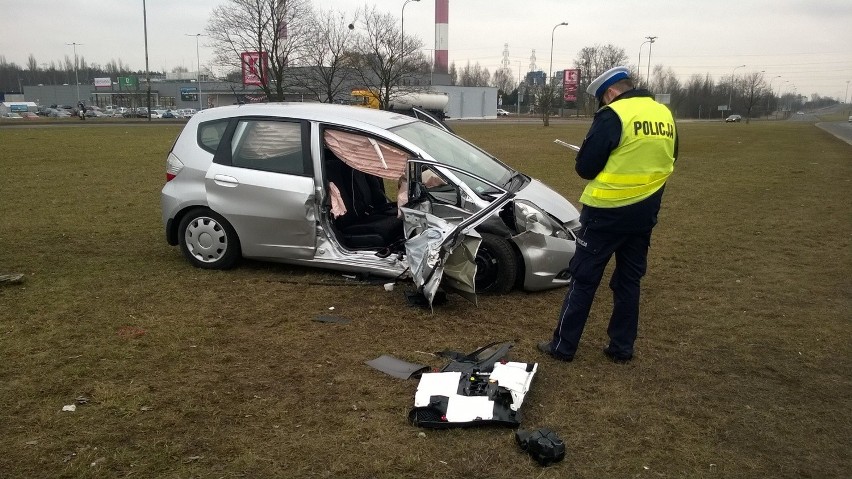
[816,120,852,146]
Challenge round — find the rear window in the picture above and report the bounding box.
[197,119,229,154]
[229,119,307,175]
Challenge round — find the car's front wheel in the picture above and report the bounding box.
[475,233,517,294]
[178,209,241,269]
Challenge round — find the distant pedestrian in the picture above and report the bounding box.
[538,66,678,363]
[78,101,86,120]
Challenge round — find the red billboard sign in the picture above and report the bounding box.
[563,69,580,102]
[241,51,268,86]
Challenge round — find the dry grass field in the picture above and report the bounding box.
[0,117,849,478]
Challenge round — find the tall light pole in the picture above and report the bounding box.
[637,38,652,86]
[549,22,568,85]
[65,42,83,102]
[186,33,203,111]
[728,64,746,114]
[143,0,151,121]
[768,75,781,114]
[645,36,657,87]
[845,80,850,104]
[401,0,420,56]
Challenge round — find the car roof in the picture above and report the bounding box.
[190,102,419,130]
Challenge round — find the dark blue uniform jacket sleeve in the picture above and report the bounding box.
[575,108,622,179]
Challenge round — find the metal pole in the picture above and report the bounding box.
[645,36,657,87]
[846,80,850,104]
[517,61,521,116]
[187,34,203,111]
[767,75,781,116]
[143,0,151,121]
[728,64,745,115]
[65,42,83,102]
[637,40,650,85]
[548,22,568,86]
[401,0,420,58]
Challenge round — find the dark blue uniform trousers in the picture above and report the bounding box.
[550,226,651,359]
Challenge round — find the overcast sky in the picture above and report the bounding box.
[2,0,851,100]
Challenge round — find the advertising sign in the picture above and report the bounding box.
[241,51,268,86]
[10,104,28,112]
[563,69,580,102]
[181,87,199,102]
[94,77,111,88]
[118,76,139,89]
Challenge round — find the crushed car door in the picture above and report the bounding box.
[206,117,316,260]
[400,159,515,308]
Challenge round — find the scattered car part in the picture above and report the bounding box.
[515,428,566,466]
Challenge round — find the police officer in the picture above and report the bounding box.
[538,66,677,363]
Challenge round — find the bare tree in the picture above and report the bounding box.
[205,0,314,101]
[448,62,458,86]
[572,44,629,117]
[349,5,424,110]
[458,61,490,87]
[289,7,358,103]
[27,55,37,72]
[741,71,766,123]
[491,67,515,93]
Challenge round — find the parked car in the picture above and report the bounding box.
[725,114,742,123]
[162,109,177,119]
[848,115,851,123]
[496,109,510,116]
[2,112,23,119]
[20,112,39,119]
[161,103,580,303]
[48,108,72,118]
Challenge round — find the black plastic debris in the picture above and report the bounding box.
[366,355,430,380]
[515,428,566,466]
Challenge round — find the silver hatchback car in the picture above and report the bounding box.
[161,103,579,304]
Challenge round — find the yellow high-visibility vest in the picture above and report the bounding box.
[580,96,676,207]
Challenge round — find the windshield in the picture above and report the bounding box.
[391,121,514,195]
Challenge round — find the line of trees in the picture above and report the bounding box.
[0,54,142,93]
[2,0,839,121]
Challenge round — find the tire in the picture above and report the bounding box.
[178,209,241,269]
[475,233,517,294]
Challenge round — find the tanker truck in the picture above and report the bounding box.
[351,89,449,119]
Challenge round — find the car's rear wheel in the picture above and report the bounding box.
[475,233,517,294]
[178,209,241,269]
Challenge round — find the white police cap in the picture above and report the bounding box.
[586,66,631,98]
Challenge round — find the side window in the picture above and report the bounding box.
[230,120,306,175]
[197,119,229,154]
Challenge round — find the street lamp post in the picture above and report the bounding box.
[845,80,850,104]
[645,36,657,87]
[65,42,83,102]
[401,0,420,56]
[637,39,651,86]
[768,75,781,115]
[547,22,568,122]
[777,80,789,118]
[549,22,568,85]
[143,0,152,121]
[185,33,203,111]
[728,64,746,114]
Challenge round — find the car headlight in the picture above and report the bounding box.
[513,201,569,238]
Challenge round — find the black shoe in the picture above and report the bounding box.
[537,341,574,362]
[603,347,633,364]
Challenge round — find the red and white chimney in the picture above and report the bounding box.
[434,0,449,74]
